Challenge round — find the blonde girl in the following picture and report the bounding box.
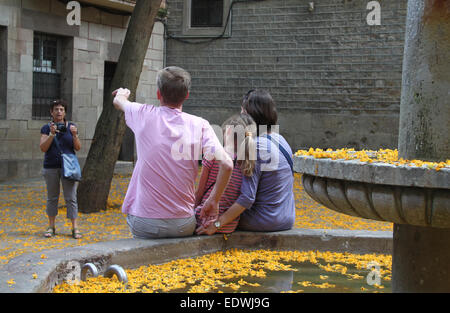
[195,113,256,234]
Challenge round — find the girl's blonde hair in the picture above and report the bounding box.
[222,113,257,177]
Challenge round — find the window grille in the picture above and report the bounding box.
[191,0,224,28]
[32,33,62,120]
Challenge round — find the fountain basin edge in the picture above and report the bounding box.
[294,156,450,228]
[294,155,450,189]
[0,229,392,293]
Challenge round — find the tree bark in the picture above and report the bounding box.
[77,0,162,213]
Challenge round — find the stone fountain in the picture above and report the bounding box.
[294,0,450,292]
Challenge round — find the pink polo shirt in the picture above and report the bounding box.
[122,102,224,219]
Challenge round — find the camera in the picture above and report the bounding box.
[55,122,67,133]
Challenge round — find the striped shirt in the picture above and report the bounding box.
[195,157,243,233]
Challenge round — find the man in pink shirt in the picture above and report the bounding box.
[113,66,233,239]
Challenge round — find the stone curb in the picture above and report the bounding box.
[0,228,393,293]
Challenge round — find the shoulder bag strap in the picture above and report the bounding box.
[50,129,63,154]
[263,134,294,174]
[52,121,73,154]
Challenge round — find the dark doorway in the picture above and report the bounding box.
[104,61,135,162]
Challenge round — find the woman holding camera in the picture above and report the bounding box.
[39,100,82,239]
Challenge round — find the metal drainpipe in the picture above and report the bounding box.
[163,21,167,68]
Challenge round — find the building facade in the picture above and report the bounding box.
[0,0,164,181]
[165,0,407,152]
[1,0,410,182]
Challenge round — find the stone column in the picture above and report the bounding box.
[398,0,450,162]
[393,224,450,292]
[394,0,450,293]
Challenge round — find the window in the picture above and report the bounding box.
[32,32,62,120]
[191,0,224,28]
[0,27,6,119]
[182,0,232,37]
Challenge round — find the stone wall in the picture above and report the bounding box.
[165,0,407,152]
[0,0,164,181]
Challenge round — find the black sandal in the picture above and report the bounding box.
[72,228,82,239]
[44,227,55,238]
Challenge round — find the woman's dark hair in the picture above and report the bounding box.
[50,99,68,112]
[242,89,277,134]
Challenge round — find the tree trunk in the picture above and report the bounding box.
[77,0,162,213]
